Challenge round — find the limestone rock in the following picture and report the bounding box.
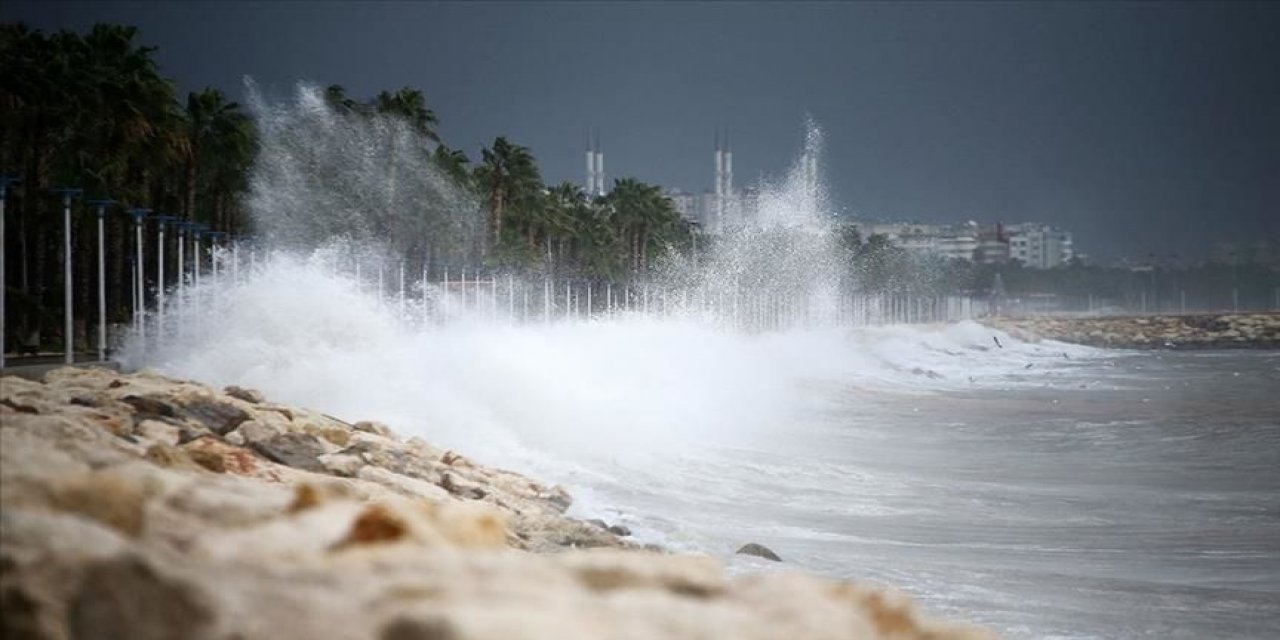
[250,432,328,473]
[68,554,216,640]
[0,367,991,640]
[223,384,265,404]
[736,543,782,562]
[354,420,395,438]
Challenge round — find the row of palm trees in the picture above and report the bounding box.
[319,85,699,280]
[1,21,701,352]
[1,23,255,349]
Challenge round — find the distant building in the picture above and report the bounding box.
[974,223,1011,264]
[852,220,1074,268]
[854,221,980,262]
[1006,224,1073,268]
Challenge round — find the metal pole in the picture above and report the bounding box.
[52,188,82,363]
[128,212,148,336]
[193,227,202,289]
[176,224,185,305]
[0,175,19,368]
[87,200,115,360]
[507,274,515,323]
[155,217,171,334]
[175,224,186,337]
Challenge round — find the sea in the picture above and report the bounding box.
[124,258,1280,639]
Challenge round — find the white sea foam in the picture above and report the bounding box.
[121,250,1096,473]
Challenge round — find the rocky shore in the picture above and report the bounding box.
[2,367,989,640]
[985,312,1280,350]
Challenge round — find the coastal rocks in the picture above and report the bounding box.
[68,554,217,640]
[223,384,264,404]
[0,367,991,640]
[985,312,1280,350]
[250,432,328,472]
[736,543,783,562]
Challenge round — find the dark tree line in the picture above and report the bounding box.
[2,23,254,351]
[0,22,699,353]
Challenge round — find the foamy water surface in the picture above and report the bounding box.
[123,258,1280,639]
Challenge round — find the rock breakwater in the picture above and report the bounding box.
[985,313,1280,349]
[1,367,990,640]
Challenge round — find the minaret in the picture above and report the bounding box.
[593,130,604,196]
[585,129,595,196]
[723,128,733,228]
[713,130,724,233]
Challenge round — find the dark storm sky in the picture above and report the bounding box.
[5,1,1278,261]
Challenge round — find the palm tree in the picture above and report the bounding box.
[475,136,540,258]
[373,87,439,142]
[182,88,254,227]
[323,84,362,117]
[606,178,681,273]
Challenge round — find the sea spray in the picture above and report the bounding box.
[121,86,1085,474]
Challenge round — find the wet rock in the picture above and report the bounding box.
[223,385,264,404]
[68,555,215,640]
[607,524,633,537]
[354,420,394,438]
[177,396,252,435]
[543,486,573,513]
[381,617,458,640]
[121,395,175,418]
[304,423,352,448]
[439,472,487,500]
[339,441,441,484]
[230,418,287,445]
[736,543,782,562]
[318,452,364,478]
[183,436,260,475]
[250,433,327,473]
[1,397,39,414]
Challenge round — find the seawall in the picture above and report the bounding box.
[983,312,1280,349]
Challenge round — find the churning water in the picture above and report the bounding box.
[121,87,1280,638]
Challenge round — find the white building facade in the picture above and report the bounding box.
[1006,224,1074,268]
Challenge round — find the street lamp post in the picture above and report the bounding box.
[0,174,21,369]
[192,225,208,288]
[127,208,151,339]
[50,188,83,364]
[87,199,116,361]
[153,216,178,335]
[176,222,187,297]
[206,232,226,284]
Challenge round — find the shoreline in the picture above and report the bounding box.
[1,366,990,639]
[983,312,1280,350]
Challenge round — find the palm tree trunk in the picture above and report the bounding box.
[184,158,197,220]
